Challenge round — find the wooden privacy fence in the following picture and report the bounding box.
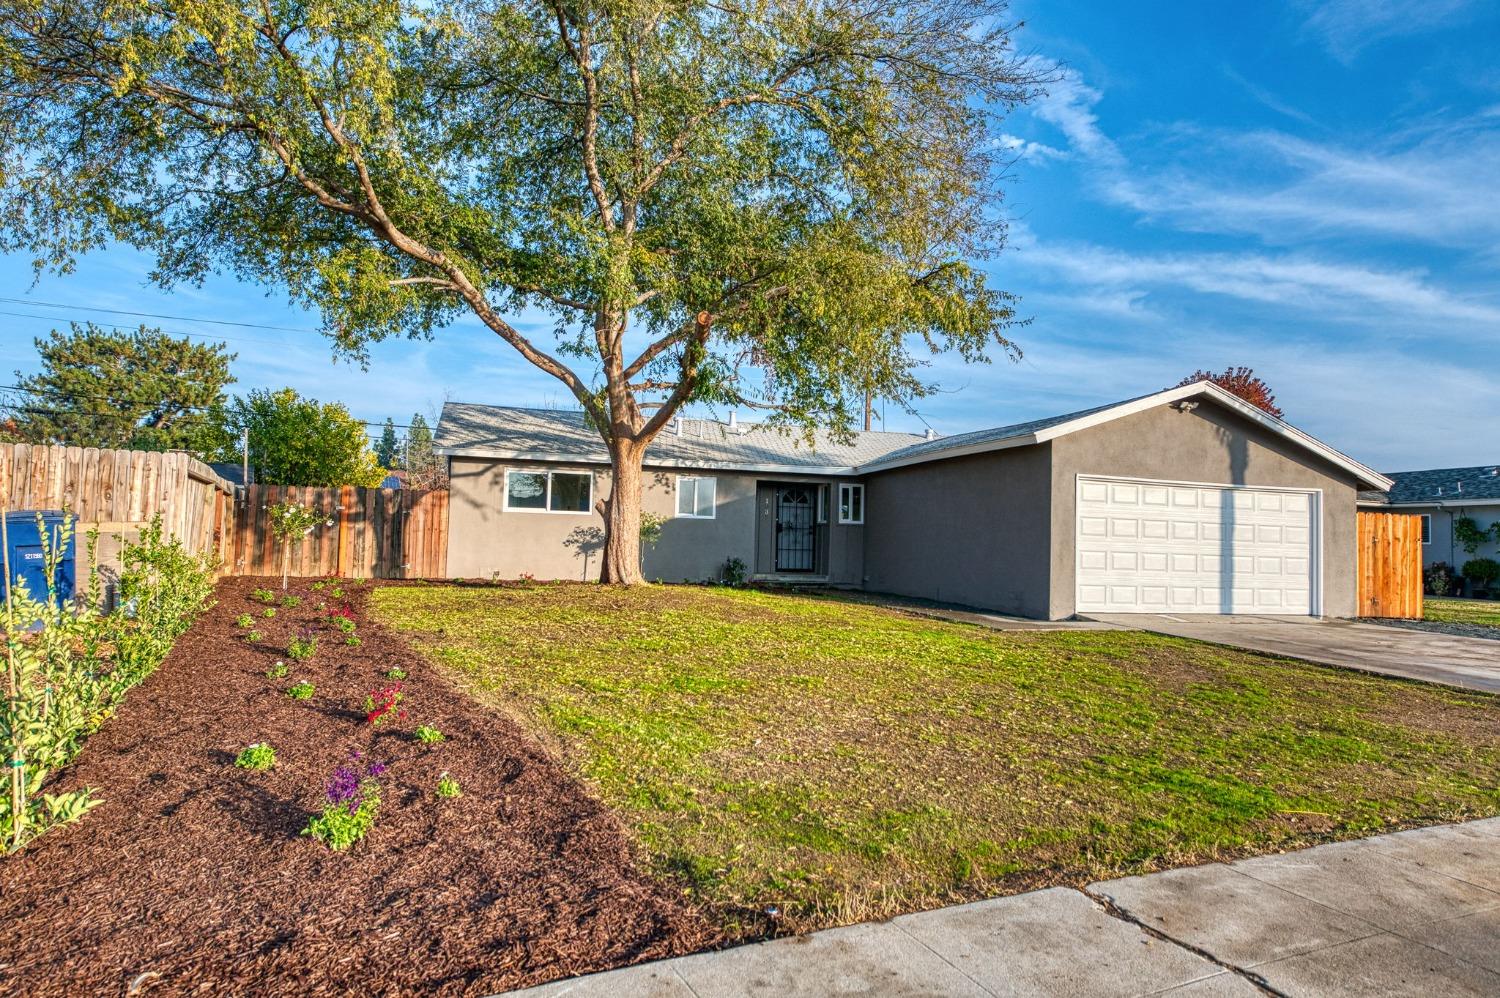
[0,443,236,567]
[1357,511,1423,619]
[230,484,448,580]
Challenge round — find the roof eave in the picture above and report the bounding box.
[435,445,861,477]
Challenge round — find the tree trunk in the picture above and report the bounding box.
[599,438,646,584]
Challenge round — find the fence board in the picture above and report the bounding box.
[1357,511,1423,619]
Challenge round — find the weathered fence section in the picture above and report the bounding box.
[1357,511,1424,619]
[230,484,448,579]
[0,443,236,567]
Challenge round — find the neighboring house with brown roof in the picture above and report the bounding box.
[1360,465,1500,571]
[435,382,1391,620]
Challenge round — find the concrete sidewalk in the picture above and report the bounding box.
[501,818,1500,997]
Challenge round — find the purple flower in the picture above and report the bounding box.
[325,766,361,806]
[367,761,388,779]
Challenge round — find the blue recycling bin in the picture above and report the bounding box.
[3,510,76,607]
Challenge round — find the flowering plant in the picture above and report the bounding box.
[302,755,386,850]
[364,683,407,726]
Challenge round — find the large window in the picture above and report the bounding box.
[1420,513,1431,545]
[504,469,593,514]
[676,476,717,518]
[838,483,865,524]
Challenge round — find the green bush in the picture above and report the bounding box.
[1462,558,1500,592]
[234,743,277,771]
[280,595,301,609]
[235,613,254,628]
[436,774,462,799]
[266,661,289,680]
[262,607,276,619]
[414,725,445,744]
[287,634,317,660]
[1,514,215,851]
[386,667,407,680]
[286,681,315,700]
[252,588,276,604]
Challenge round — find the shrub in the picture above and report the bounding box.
[252,588,276,604]
[302,759,384,850]
[280,595,301,609]
[722,556,748,586]
[0,513,214,850]
[414,725,444,744]
[235,613,254,629]
[364,684,407,726]
[386,667,407,680]
[245,629,263,642]
[286,681,315,700]
[287,631,317,660]
[266,661,289,680]
[345,635,361,648]
[1462,558,1500,593]
[436,774,461,799]
[262,607,276,619]
[337,618,356,635]
[234,743,277,771]
[1424,562,1457,597]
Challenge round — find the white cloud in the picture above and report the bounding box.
[996,133,1068,162]
[1294,0,1480,62]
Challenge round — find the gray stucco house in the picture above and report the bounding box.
[434,382,1391,620]
[1359,466,1500,572]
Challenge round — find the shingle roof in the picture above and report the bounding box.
[1372,465,1500,505]
[434,402,927,472]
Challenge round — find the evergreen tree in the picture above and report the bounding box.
[375,417,399,468]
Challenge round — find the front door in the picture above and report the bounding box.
[774,486,816,572]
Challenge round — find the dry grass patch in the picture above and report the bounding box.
[372,583,1500,937]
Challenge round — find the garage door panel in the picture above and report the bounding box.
[1077,477,1316,615]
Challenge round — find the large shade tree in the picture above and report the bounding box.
[0,0,1042,582]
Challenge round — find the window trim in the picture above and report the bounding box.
[675,475,718,519]
[503,468,595,515]
[837,482,865,525]
[1420,513,1431,545]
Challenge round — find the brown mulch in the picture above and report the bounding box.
[0,577,720,997]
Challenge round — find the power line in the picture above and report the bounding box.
[0,309,300,349]
[1,384,424,431]
[0,295,321,333]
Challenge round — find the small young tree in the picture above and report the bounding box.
[0,0,1043,582]
[1176,367,1283,418]
[266,501,329,590]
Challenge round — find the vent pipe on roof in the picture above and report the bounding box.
[924,428,937,441]
[728,411,737,430]
[674,416,682,436]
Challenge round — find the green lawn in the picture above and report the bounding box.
[1426,596,1500,630]
[372,583,1500,936]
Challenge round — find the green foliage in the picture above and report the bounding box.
[235,613,254,629]
[1,514,214,851]
[303,783,379,851]
[234,743,277,771]
[286,681,316,700]
[280,595,302,609]
[212,389,385,488]
[337,617,356,635]
[245,630,262,642]
[1461,559,1500,590]
[263,607,276,619]
[0,0,1043,580]
[345,635,362,648]
[414,725,445,745]
[2,323,234,452]
[375,417,399,468]
[386,668,407,680]
[266,661,289,680]
[436,774,462,799]
[722,557,748,586]
[288,634,318,660]
[1454,517,1500,556]
[251,588,276,604]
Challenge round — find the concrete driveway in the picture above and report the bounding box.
[1084,615,1500,693]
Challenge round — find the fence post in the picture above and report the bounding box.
[337,485,354,578]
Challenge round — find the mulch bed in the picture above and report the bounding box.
[1358,616,1500,642]
[0,577,719,997]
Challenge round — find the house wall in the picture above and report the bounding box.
[1395,503,1500,575]
[1046,402,1364,619]
[860,446,1054,617]
[751,480,865,581]
[445,457,860,583]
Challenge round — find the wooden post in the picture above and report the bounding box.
[337,485,354,578]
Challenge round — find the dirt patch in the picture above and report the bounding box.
[0,577,718,997]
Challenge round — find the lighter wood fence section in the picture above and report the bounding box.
[0,444,236,568]
[1357,511,1424,619]
[230,484,448,580]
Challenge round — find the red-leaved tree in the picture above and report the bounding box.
[1176,367,1283,418]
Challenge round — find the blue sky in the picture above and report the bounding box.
[2,0,1497,470]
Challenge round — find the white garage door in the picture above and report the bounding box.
[1076,476,1318,615]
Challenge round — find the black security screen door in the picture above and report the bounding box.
[775,487,816,572]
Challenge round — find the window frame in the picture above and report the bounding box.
[502,468,595,515]
[837,483,865,525]
[675,475,718,519]
[1420,513,1431,545]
